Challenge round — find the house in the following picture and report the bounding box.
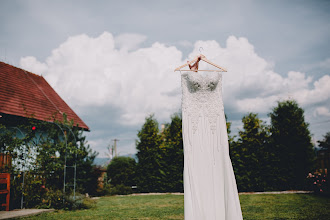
[0,61,93,210]
[0,61,90,170]
[0,61,89,131]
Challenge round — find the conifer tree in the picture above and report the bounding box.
[107,156,136,187]
[318,132,330,150]
[231,113,271,192]
[269,100,316,190]
[135,114,163,192]
[161,113,184,192]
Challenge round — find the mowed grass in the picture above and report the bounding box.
[23,193,330,220]
[24,194,183,220]
[240,193,330,220]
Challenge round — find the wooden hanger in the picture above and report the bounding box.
[174,54,227,72]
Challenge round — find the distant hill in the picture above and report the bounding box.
[93,154,138,167]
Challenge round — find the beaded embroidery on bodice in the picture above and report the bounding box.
[181,71,224,133]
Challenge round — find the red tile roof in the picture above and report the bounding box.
[0,61,89,130]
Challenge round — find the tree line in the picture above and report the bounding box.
[107,100,320,193]
[107,113,183,193]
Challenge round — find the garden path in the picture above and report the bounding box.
[0,209,54,219]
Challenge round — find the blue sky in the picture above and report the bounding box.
[1,0,329,157]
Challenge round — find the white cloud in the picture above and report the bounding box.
[184,36,329,115]
[313,106,330,117]
[114,33,147,51]
[20,56,48,74]
[20,32,330,136]
[20,32,182,125]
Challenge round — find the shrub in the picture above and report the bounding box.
[107,156,136,187]
[1,116,100,210]
[306,171,329,195]
[9,172,96,211]
[9,172,48,209]
[63,193,96,210]
[38,189,96,210]
[111,184,133,195]
[102,184,133,196]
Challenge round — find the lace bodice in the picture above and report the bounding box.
[181,71,224,133]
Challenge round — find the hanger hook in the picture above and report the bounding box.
[199,47,203,54]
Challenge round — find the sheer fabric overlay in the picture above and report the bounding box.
[181,71,243,220]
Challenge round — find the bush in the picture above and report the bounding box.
[8,172,96,211]
[38,189,96,210]
[102,184,133,196]
[38,189,63,209]
[9,172,48,210]
[306,171,329,196]
[107,156,136,187]
[63,193,96,210]
[1,116,101,210]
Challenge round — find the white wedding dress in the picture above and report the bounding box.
[181,71,243,220]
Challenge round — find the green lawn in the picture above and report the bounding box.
[240,193,330,220]
[23,193,330,220]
